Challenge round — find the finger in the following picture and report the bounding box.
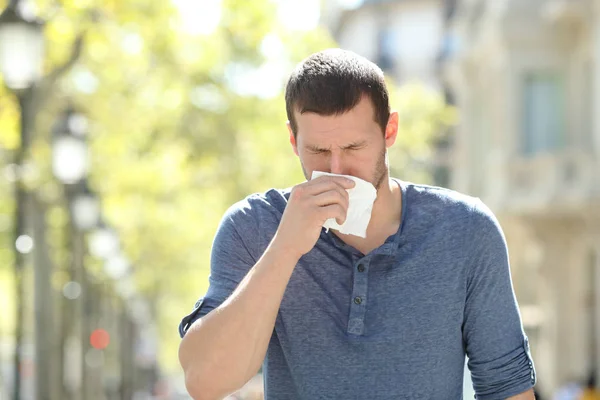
[319,204,347,225]
[312,188,349,210]
[304,177,354,195]
[315,175,355,189]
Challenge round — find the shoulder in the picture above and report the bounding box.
[217,186,291,245]
[398,181,503,245]
[223,187,290,220]
[401,181,483,221]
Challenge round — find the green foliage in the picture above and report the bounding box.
[0,0,454,374]
[387,80,458,183]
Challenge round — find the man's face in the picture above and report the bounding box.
[288,96,398,190]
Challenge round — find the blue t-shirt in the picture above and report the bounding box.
[179,180,536,399]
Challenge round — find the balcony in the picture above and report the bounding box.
[495,150,600,216]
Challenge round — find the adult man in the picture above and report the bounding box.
[178,49,537,400]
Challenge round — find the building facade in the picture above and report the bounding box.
[322,0,444,89]
[441,0,600,396]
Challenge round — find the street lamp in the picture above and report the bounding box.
[51,105,99,400]
[104,253,130,280]
[89,221,120,260]
[52,108,90,184]
[0,0,44,90]
[0,2,45,399]
[70,180,100,231]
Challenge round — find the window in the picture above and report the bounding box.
[521,72,566,155]
[376,28,396,72]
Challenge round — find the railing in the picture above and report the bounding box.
[501,149,599,214]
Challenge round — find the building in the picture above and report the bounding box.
[322,0,445,89]
[440,0,600,396]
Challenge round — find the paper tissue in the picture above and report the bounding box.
[311,171,377,238]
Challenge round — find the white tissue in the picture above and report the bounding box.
[311,171,377,238]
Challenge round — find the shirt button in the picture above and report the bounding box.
[357,264,365,273]
[354,296,362,305]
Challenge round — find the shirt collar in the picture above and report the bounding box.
[322,178,407,257]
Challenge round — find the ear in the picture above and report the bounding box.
[287,121,299,156]
[384,110,399,148]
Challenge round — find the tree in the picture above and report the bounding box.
[0,0,454,386]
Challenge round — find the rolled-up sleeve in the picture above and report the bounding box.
[463,199,536,400]
[178,200,260,338]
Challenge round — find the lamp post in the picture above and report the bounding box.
[0,1,44,399]
[86,219,121,399]
[52,108,89,184]
[52,108,98,400]
[0,0,44,90]
[104,253,130,280]
[60,180,98,400]
[70,182,100,231]
[89,221,120,260]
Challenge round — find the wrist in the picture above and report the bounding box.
[268,234,302,264]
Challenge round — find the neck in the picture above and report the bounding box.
[367,175,401,234]
[331,174,402,252]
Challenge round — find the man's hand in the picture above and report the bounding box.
[272,175,355,259]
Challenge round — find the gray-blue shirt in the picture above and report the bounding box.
[179,179,536,399]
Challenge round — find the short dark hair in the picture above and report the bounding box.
[285,48,390,138]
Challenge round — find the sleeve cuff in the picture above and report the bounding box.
[471,337,536,400]
[178,297,205,338]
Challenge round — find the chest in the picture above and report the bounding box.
[277,247,467,343]
[270,248,468,398]
[334,225,400,256]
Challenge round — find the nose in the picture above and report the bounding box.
[329,152,346,175]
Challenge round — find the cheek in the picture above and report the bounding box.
[298,152,327,169]
[343,151,375,174]
[352,149,385,171]
[348,149,378,166]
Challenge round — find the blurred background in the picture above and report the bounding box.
[0,0,598,399]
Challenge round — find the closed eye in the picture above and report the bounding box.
[344,145,366,151]
[342,141,368,151]
[305,141,367,154]
[305,145,330,154]
[307,149,329,155]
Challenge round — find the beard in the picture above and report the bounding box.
[372,146,389,190]
[300,145,389,191]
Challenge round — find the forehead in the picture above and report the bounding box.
[294,97,381,142]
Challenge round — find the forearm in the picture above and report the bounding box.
[178,236,298,400]
[507,388,535,400]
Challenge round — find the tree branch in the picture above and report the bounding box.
[34,31,86,113]
[45,31,86,85]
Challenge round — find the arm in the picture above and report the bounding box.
[178,177,354,400]
[463,199,537,400]
[507,388,536,399]
[179,239,300,400]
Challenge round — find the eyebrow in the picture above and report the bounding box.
[341,140,368,150]
[305,140,368,152]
